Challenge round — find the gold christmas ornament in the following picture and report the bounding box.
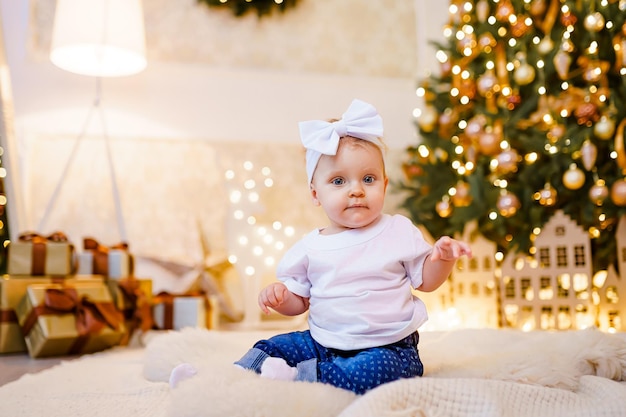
[580,139,598,170]
[594,115,616,140]
[533,182,557,207]
[436,198,453,218]
[553,50,572,80]
[514,62,536,86]
[497,191,521,217]
[537,37,554,55]
[401,163,422,181]
[534,183,557,206]
[547,124,566,142]
[475,0,489,23]
[451,181,472,207]
[529,0,548,16]
[589,180,609,206]
[496,149,519,174]
[610,179,626,206]
[477,70,498,96]
[478,33,497,50]
[574,102,600,126]
[478,131,501,155]
[417,105,438,133]
[562,164,586,190]
[495,0,514,21]
[438,109,458,138]
[560,10,577,27]
[582,60,610,83]
[505,92,522,111]
[583,12,605,32]
[465,115,487,139]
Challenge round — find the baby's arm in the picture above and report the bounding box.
[258,282,310,316]
[419,236,472,292]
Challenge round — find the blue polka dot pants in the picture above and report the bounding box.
[234,330,423,395]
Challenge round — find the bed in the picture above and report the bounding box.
[1,327,625,417]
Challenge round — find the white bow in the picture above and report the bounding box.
[299,99,384,184]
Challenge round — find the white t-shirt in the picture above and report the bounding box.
[276,213,432,350]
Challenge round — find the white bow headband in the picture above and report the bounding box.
[299,99,385,184]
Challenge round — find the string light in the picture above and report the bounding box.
[224,160,304,324]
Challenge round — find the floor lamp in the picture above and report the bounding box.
[38,0,147,242]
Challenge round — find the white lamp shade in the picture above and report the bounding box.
[50,0,147,77]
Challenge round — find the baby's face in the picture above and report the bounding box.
[310,139,388,234]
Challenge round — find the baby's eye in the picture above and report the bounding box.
[331,178,345,185]
[363,175,375,184]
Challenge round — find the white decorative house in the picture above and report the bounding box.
[595,216,626,332]
[451,222,499,328]
[596,266,625,332]
[499,210,594,331]
[419,211,626,332]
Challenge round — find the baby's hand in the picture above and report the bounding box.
[258,282,290,314]
[430,236,472,262]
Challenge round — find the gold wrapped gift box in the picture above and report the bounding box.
[0,275,104,354]
[107,277,153,345]
[16,281,126,358]
[7,232,75,276]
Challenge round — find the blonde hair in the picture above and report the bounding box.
[336,135,388,178]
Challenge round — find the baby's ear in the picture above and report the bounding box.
[310,186,321,206]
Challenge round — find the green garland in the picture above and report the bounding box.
[197,0,299,18]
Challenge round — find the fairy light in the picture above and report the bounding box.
[224,160,305,325]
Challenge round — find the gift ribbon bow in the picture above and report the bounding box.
[298,99,384,184]
[17,231,72,275]
[83,238,129,276]
[117,278,153,333]
[18,231,69,244]
[21,287,123,354]
[83,238,128,252]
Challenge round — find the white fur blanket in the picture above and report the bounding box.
[1,328,625,417]
[142,328,626,417]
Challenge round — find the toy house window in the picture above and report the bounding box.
[573,273,589,299]
[555,225,565,236]
[608,311,621,330]
[606,286,619,304]
[503,304,519,327]
[470,282,479,296]
[457,282,464,296]
[484,281,494,297]
[541,306,554,329]
[575,304,590,328]
[504,277,515,298]
[574,245,585,266]
[456,259,464,271]
[539,247,550,267]
[469,257,478,271]
[521,305,534,329]
[556,246,567,267]
[557,274,569,298]
[521,277,533,300]
[483,256,492,270]
[539,276,552,300]
[558,306,571,329]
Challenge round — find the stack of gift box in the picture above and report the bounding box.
[0,232,215,359]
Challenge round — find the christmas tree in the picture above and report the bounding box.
[401,0,626,273]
